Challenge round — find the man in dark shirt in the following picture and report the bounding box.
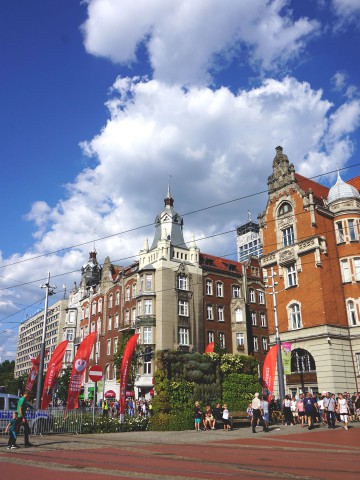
[303,392,317,430]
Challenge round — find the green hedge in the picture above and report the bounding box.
[222,373,262,411]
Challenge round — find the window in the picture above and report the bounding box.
[356,353,360,375]
[336,221,345,243]
[291,348,315,373]
[258,290,265,304]
[145,274,152,290]
[207,331,214,344]
[262,337,268,351]
[251,312,257,326]
[348,220,357,241]
[107,340,111,355]
[69,311,75,323]
[232,285,241,298]
[90,322,95,333]
[216,282,223,297]
[235,308,243,322]
[236,333,244,347]
[85,305,89,318]
[115,313,119,329]
[116,291,120,306]
[179,300,189,316]
[125,310,130,325]
[287,263,297,287]
[347,301,357,326]
[206,279,213,295]
[144,299,153,315]
[66,330,74,341]
[283,226,295,247]
[354,258,360,281]
[132,307,136,324]
[144,326,152,344]
[249,288,255,303]
[125,287,130,301]
[65,350,72,363]
[137,301,142,316]
[278,202,292,216]
[207,304,214,320]
[341,259,351,283]
[260,313,267,327]
[253,336,259,351]
[219,332,225,349]
[114,337,118,353]
[98,299,103,312]
[218,306,224,322]
[108,316,112,330]
[91,302,96,315]
[178,274,188,290]
[289,303,302,330]
[179,327,189,345]
[144,346,152,375]
[132,283,137,299]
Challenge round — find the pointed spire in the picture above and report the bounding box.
[164,174,174,207]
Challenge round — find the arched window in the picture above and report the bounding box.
[278,202,293,216]
[291,348,316,373]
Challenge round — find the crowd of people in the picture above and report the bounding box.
[99,398,153,417]
[247,391,360,431]
[194,401,231,431]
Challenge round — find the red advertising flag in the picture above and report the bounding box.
[120,333,139,418]
[66,332,97,411]
[262,344,279,402]
[24,350,49,394]
[41,340,69,410]
[205,342,214,353]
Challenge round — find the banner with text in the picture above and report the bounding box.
[120,333,139,419]
[281,342,292,375]
[262,344,279,402]
[66,332,97,411]
[24,350,48,394]
[41,340,69,409]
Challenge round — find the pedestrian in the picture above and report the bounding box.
[212,402,223,429]
[303,392,317,430]
[261,395,270,431]
[282,394,294,425]
[246,402,253,428]
[102,399,109,417]
[297,395,305,427]
[17,391,33,447]
[194,401,202,431]
[290,396,298,424]
[251,392,267,433]
[5,412,20,449]
[323,392,336,429]
[337,393,350,430]
[222,404,231,431]
[317,395,326,426]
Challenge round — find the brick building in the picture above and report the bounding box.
[259,146,360,396]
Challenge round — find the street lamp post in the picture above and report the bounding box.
[266,267,285,404]
[35,273,56,410]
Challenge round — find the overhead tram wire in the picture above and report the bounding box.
[0,162,358,272]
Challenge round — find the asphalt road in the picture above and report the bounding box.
[1,422,359,479]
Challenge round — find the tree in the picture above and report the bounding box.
[0,360,26,394]
[56,365,72,404]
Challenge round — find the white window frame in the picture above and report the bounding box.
[283,226,295,247]
[232,285,240,298]
[206,279,213,295]
[144,299,153,315]
[236,332,244,347]
[207,331,214,344]
[137,301,142,316]
[107,340,111,355]
[91,302,96,315]
[216,282,224,297]
[218,306,224,322]
[116,290,120,306]
[145,274,152,290]
[258,290,265,304]
[207,304,214,320]
[179,327,189,345]
[98,299,103,313]
[219,332,225,349]
[354,258,360,281]
[251,312,257,326]
[347,300,358,326]
[235,308,243,323]
[262,337,268,351]
[115,313,119,329]
[341,259,351,283]
[178,274,188,290]
[336,220,345,243]
[132,283,137,299]
[109,294,113,309]
[289,303,302,330]
[144,326,152,344]
[253,336,259,351]
[108,316,112,331]
[249,288,255,303]
[348,219,357,241]
[260,313,267,327]
[179,300,189,316]
[125,287,130,301]
[286,263,297,287]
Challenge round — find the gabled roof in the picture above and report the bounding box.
[199,253,242,274]
[294,173,329,201]
[347,175,360,192]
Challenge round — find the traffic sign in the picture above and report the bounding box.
[89,365,103,382]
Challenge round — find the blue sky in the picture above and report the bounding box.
[1,0,360,361]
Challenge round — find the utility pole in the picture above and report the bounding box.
[35,273,56,410]
[265,267,285,404]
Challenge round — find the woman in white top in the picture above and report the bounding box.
[337,393,350,430]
